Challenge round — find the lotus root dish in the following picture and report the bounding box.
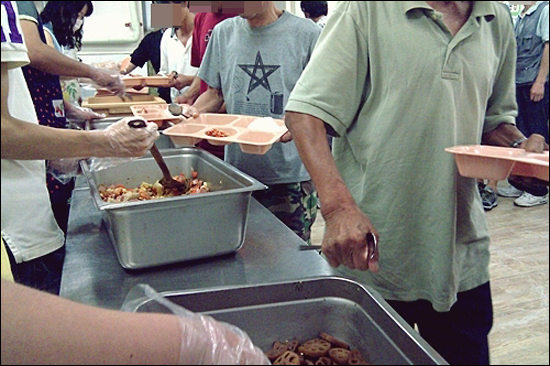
[265,332,371,365]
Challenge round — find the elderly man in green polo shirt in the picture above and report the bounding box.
[285,2,549,365]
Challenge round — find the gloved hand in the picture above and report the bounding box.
[47,158,81,184]
[103,116,159,157]
[90,66,125,96]
[122,284,270,365]
[65,102,105,121]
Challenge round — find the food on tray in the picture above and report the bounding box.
[248,117,281,131]
[205,128,230,138]
[266,333,370,365]
[98,171,209,202]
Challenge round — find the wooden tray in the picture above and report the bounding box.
[82,95,166,116]
[122,75,171,87]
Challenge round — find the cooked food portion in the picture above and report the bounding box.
[266,332,370,365]
[205,128,230,138]
[98,171,209,202]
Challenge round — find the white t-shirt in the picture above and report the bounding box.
[159,27,198,102]
[1,1,65,263]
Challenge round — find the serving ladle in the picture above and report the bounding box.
[127,119,188,193]
[168,103,184,116]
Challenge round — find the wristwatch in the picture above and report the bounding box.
[511,137,528,148]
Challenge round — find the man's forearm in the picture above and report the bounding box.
[482,123,526,147]
[180,77,200,102]
[192,87,224,114]
[20,20,94,79]
[534,42,549,85]
[285,112,357,216]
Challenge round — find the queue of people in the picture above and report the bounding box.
[2,1,549,365]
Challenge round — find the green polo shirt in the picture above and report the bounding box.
[286,1,517,312]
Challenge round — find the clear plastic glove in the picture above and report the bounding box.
[90,67,125,96]
[91,60,122,72]
[104,116,159,157]
[122,284,270,365]
[65,102,105,121]
[88,117,159,172]
[47,158,81,184]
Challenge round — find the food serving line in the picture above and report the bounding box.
[59,116,447,365]
[60,174,337,309]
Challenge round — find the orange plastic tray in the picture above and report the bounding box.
[163,115,287,155]
[130,104,189,127]
[445,145,549,181]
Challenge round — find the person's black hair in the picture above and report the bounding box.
[300,1,328,18]
[40,1,93,50]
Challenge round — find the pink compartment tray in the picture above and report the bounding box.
[163,114,287,155]
[130,104,189,127]
[445,145,549,181]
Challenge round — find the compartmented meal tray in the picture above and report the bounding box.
[163,114,288,155]
[130,104,187,126]
[82,95,166,115]
[445,145,549,181]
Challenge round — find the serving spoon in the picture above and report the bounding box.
[127,119,188,193]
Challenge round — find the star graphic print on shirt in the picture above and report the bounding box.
[238,51,280,94]
[236,50,284,115]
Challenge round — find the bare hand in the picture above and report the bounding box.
[530,82,545,102]
[183,105,200,119]
[321,203,379,272]
[279,130,293,143]
[523,133,549,152]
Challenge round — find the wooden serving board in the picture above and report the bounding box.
[82,95,166,116]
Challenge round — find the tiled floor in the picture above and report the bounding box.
[310,185,549,365]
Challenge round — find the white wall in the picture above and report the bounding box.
[286,1,338,17]
[80,1,143,66]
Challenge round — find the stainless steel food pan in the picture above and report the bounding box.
[80,148,267,269]
[128,277,448,365]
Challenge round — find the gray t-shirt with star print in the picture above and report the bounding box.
[197,11,320,185]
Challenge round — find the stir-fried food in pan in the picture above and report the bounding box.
[98,171,209,202]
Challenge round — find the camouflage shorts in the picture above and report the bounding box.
[252,180,318,244]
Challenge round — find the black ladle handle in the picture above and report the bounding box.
[127,119,174,184]
[128,119,147,129]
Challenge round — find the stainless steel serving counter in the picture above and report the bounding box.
[60,177,338,309]
[60,177,448,364]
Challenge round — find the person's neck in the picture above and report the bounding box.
[247,6,283,28]
[427,1,474,14]
[522,4,533,15]
[313,15,325,23]
[177,13,195,37]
